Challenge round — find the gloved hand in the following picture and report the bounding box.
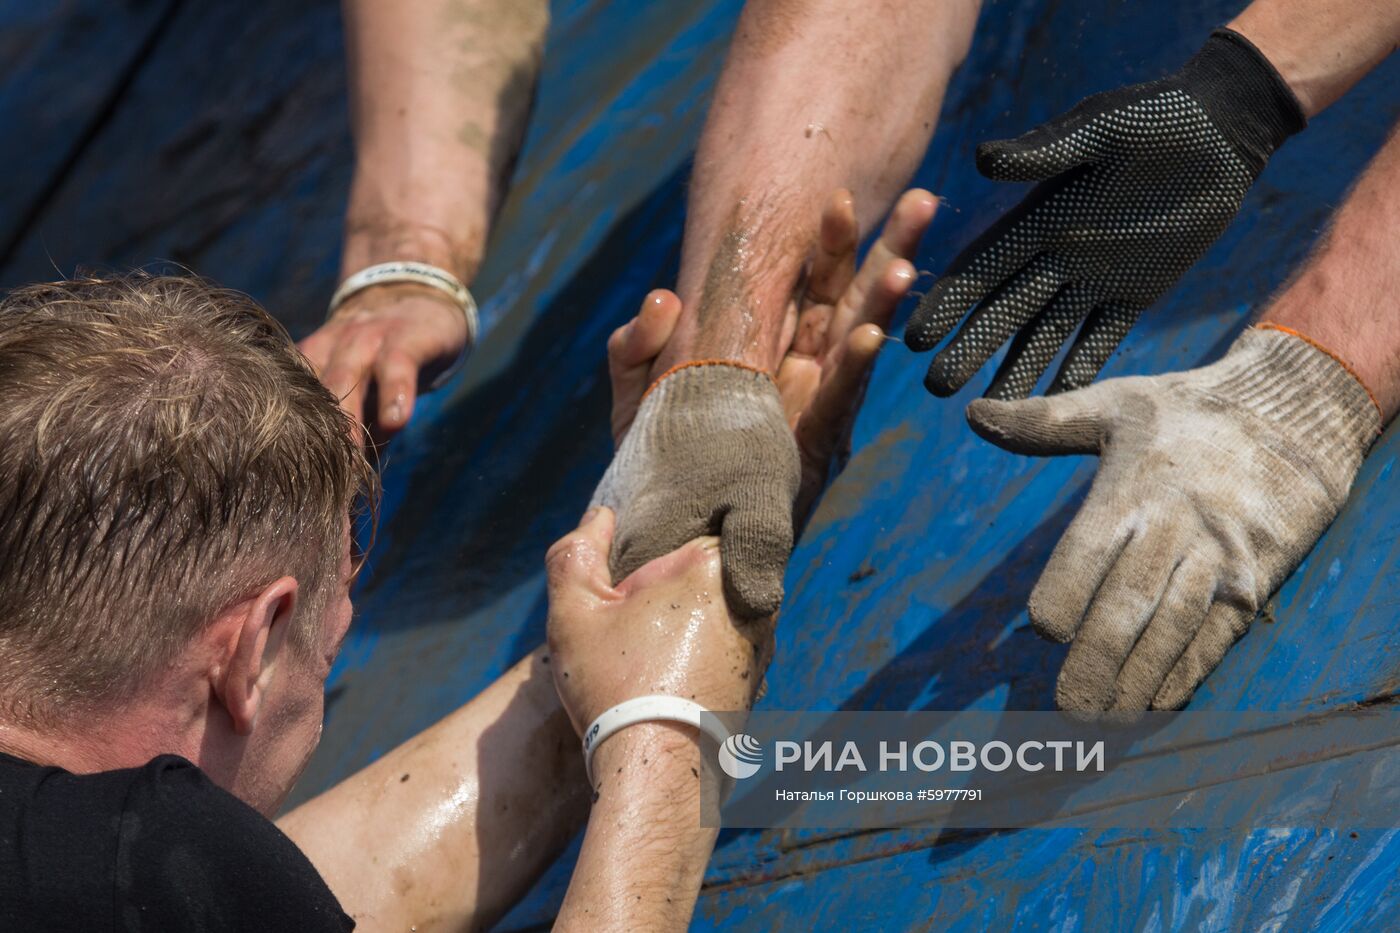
[907,29,1306,400]
[966,326,1379,711]
[590,361,800,619]
[595,190,933,620]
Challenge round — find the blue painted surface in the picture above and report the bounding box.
[1,0,1397,929]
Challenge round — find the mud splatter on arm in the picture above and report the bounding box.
[339,0,549,282]
[655,0,981,374]
[278,647,587,931]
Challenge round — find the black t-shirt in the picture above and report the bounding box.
[0,751,354,931]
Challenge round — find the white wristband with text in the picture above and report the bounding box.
[329,260,480,345]
[581,695,730,786]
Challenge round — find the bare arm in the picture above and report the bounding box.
[1260,121,1400,419]
[277,205,925,928]
[302,0,549,433]
[1231,0,1400,118]
[554,724,716,932]
[543,522,769,933]
[654,0,980,373]
[338,0,546,284]
[604,0,973,618]
[1230,0,1400,412]
[552,228,922,927]
[277,647,588,932]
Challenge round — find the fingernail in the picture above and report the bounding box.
[582,507,600,524]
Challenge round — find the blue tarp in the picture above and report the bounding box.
[2,0,1397,928]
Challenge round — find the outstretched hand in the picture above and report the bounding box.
[966,327,1378,711]
[778,188,936,524]
[904,31,1305,401]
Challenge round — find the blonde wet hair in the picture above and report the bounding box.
[0,273,375,722]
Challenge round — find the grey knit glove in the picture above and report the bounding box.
[591,362,800,618]
[966,327,1379,711]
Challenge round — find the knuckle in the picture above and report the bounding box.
[607,325,629,352]
[545,534,602,579]
[377,346,420,373]
[544,535,577,570]
[320,366,357,393]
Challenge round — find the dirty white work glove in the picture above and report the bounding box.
[967,326,1380,711]
[591,361,801,619]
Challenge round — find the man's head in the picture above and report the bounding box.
[0,274,373,813]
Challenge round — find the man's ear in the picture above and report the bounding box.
[216,577,298,736]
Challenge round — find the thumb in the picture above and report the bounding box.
[965,382,1117,456]
[976,96,1114,182]
[719,505,794,619]
[545,507,618,604]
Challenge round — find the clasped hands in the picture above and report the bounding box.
[546,188,937,759]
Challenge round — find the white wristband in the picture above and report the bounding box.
[328,261,480,347]
[582,695,730,786]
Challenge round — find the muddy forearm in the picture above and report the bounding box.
[555,723,715,933]
[278,647,588,932]
[655,0,980,373]
[1230,0,1400,118]
[339,0,549,283]
[1260,122,1400,421]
